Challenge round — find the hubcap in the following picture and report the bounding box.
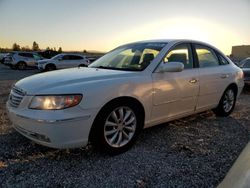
[223,89,235,113]
[104,107,136,148]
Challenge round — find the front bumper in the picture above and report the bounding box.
[6,102,97,149]
[37,64,45,70]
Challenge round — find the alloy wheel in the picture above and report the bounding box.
[104,107,137,148]
[223,89,235,113]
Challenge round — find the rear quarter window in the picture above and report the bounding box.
[218,54,230,65]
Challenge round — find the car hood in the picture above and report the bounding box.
[15,67,139,94]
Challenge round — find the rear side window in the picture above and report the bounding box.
[163,43,193,69]
[194,45,219,68]
[19,53,33,58]
[70,55,83,60]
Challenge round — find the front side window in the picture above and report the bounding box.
[89,42,167,71]
[194,45,219,68]
[163,43,193,69]
[51,54,64,60]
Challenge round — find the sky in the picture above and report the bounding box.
[0,0,249,55]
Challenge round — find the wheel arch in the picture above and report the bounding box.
[226,83,238,97]
[88,96,145,142]
[16,61,27,69]
[45,63,56,69]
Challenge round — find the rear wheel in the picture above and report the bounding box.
[16,61,27,70]
[213,87,236,116]
[90,101,143,155]
[45,64,56,71]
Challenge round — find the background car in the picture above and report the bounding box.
[38,50,60,59]
[4,51,44,70]
[0,53,8,64]
[37,53,90,71]
[239,57,250,85]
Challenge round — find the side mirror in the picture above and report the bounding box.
[156,62,184,73]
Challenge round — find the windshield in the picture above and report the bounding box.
[89,42,167,71]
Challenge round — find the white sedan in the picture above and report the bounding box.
[37,53,90,71]
[7,40,244,154]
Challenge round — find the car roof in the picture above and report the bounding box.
[124,39,222,53]
[126,39,216,48]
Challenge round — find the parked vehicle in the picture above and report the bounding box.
[7,40,244,154]
[239,57,250,85]
[38,50,60,59]
[4,51,44,70]
[0,53,8,64]
[37,53,90,71]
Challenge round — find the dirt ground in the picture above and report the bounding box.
[0,72,249,187]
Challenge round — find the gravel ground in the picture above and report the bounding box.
[0,76,249,187]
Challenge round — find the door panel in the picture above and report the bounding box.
[151,69,199,122]
[193,44,230,110]
[151,43,199,123]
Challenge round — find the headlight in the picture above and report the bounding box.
[29,95,82,110]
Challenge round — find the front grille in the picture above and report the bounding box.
[9,86,26,108]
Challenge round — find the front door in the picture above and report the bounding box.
[151,43,199,124]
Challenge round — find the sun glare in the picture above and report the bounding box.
[110,17,240,55]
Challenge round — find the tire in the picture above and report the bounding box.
[90,101,144,155]
[16,61,27,70]
[213,87,237,117]
[45,64,56,71]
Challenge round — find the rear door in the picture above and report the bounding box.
[19,53,35,66]
[70,55,84,67]
[59,55,72,69]
[193,44,231,111]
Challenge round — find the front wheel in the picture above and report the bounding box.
[213,87,236,116]
[90,102,143,155]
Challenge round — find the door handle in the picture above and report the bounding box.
[221,74,229,79]
[189,78,198,84]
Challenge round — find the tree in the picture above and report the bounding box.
[46,47,51,50]
[58,47,62,53]
[83,49,87,53]
[32,41,39,51]
[21,45,30,51]
[12,43,21,51]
